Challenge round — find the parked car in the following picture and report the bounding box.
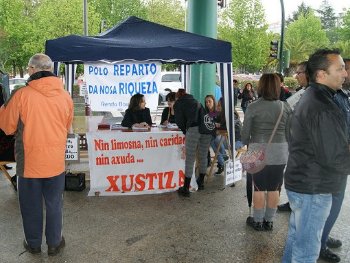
[9,78,27,94]
[158,72,182,105]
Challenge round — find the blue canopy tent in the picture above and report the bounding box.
[45,16,235,159]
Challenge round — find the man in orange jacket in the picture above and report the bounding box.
[0,53,73,256]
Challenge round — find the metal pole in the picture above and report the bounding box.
[83,0,88,36]
[279,0,285,74]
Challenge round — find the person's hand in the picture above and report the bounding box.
[162,120,169,126]
[133,123,149,128]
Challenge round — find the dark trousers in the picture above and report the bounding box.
[321,189,346,249]
[18,172,65,248]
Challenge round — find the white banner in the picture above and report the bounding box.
[84,62,161,112]
[86,130,186,196]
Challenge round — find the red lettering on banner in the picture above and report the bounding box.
[159,134,186,147]
[164,171,176,189]
[157,172,164,189]
[105,176,120,191]
[121,175,134,192]
[135,174,146,191]
[178,170,185,187]
[104,170,181,192]
[146,173,157,190]
[94,139,109,150]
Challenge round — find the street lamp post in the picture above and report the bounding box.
[279,0,285,74]
[83,0,88,36]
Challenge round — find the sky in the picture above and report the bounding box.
[260,0,350,24]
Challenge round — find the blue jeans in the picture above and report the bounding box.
[210,135,227,167]
[282,190,332,263]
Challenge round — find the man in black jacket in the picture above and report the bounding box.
[319,58,350,263]
[282,49,350,263]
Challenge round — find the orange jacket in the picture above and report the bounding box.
[0,76,73,178]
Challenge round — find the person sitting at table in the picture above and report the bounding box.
[161,92,176,125]
[210,97,228,175]
[121,93,152,128]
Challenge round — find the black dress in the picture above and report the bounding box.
[121,107,152,128]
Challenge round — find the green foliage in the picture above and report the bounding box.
[333,40,350,58]
[286,2,313,25]
[89,0,147,31]
[218,0,270,72]
[143,0,185,30]
[338,9,350,42]
[284,77,298,90]
[284,13,329,66]
[316,0,339,43]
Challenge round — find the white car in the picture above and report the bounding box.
[9,78,27,93]
[158,72,182,105]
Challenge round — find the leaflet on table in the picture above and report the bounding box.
[111,124,129,130]
[159,123,179,129]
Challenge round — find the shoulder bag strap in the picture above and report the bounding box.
[267,101,284,145]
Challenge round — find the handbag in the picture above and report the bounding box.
[65,171,86,191]
[197,103,216,135]
[240,102,284,174]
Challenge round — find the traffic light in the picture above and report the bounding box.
[270,40,279,59]
[217,0,226,8]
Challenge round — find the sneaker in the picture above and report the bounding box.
[4,164,12,170]
[326,237,342,249]
[23,240,41,254]
[215,166,224,175]
[263,220,273,231]
[319,247,340,263]
[177,186,190,197]
[48,236,65,256]
[277,202,291,212]
[246,216,264,231]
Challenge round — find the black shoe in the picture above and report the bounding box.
[4,164,12,170]
[263,220,273,231]
[215,166,224,175]
[277,202,291,212]
[196,173,205,190]
[11,175,17,192]
[230,182,235,187]
[23,240,41,254]
[319,247,340,263]
[177,186,190,197]
[246,216,264,231]
[326,237,342,249]
[48,236,65,256]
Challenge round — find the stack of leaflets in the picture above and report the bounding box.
[111,124,129,130]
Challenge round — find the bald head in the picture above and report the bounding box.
[28,53,53,74]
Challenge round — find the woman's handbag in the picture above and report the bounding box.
[240,102,284,174]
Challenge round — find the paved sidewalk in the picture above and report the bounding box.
[1,165,349,263]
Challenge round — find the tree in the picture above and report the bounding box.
[338,9,350,42]
[284,13,329,66]
[218,0,270,72]
[0,0,34,76]
[89,0,147,31]
[143,0,185,31]
[286,2,313,25]
[316,0,338,43]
